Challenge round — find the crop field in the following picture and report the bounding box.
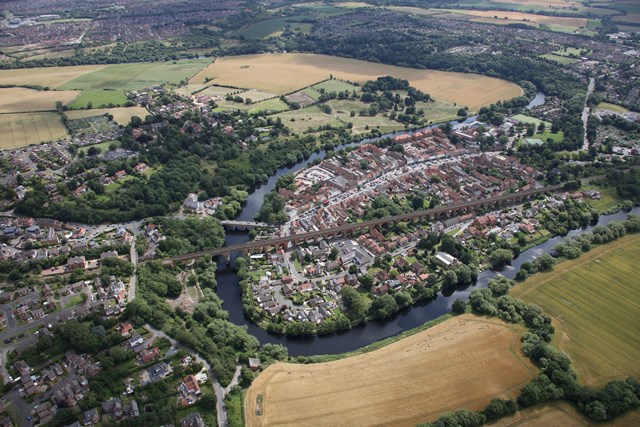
[66,90,128,109]
[245,315,537,427]
[0,112,69,149]
[493,401,640,427]
[64,106,149,125]
[0,64,105,88]
[511,234,640,386]
[58,59,211,92]
[0,87,79,113]
[190,53,522,110]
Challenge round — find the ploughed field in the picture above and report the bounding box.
[245,315,537,427]
[511,234,640,386]
[190,53,522,110]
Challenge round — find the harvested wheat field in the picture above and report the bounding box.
[448,9,589,29]
[191,53,522,110]
[245,315,537,427]
[64,106,149,125]
[0,64,105,88]
[0,87,80,113]
[0,112,69,149]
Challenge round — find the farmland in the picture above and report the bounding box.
[58,59,211,92]
[511,234,640,387]
[0,112,69,149]
[66,90,128,109]
[245,315,537,427]
[190,53,522,110]
[492,401,640,427]
[64,106,149,125]
[0,64,105,88]
[0,87,79,113]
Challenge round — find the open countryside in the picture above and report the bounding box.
[0,112,69,149]
[492,401,640,427]
[0,64,105,88]
[0,87,79,113]
[190,53,522,110]
[245,315,537,427]
[511,234,640,386]
[63,106,150,125]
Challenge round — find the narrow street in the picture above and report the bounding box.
[144,324,232,427]
[582,77,595,151]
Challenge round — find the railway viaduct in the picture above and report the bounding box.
[156,184,563,265]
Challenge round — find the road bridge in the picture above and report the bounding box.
[154,185,562,265]
[219,220,276,231]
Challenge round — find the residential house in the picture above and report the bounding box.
[180,413,206,427]
[83,408,100,425]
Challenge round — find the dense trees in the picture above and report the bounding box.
[156,217,225,257]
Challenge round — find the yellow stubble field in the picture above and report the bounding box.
[190,53,522,110]
[245,315,538,427]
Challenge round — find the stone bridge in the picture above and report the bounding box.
[157,184,562,265]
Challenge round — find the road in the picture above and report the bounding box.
[582,77,596,151]
[128,239,137,302]
[144,324,232,427]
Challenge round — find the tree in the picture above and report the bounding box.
[489,248,513,268]
[369,294,398,319]
[341,286,368,323]
[452,298,466,314]
[443,270,458,289]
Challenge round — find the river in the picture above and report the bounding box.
[214,90,599,357]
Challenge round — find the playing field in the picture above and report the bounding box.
[0,112,69,149]
[511,234,640,387]
[245,315,537,427]
[0,64,105,88]
[0,87,79,113]
[64,106,149,125]
[492,401,640,427]
[190,53,522,110]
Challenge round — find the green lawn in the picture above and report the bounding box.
[274,105,342,133]
[511,234,640,386]
[596,102,629,113]
[78,140,120,155]
[67,89,128,109]
[511,114,552,128]
[540,54,579,65]
[535,129,564,143]
[63,294,85,309]
[225,391,245,427]
[581,184,623,212]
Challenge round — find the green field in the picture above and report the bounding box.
[274,105,342,133]
[535,129,564,142]
[597,102,630,113]
[511,234,640,386]
[511,114,551,127]
[416,100,463,124]
[78,140,121,155]
[540,54,579,65]
[236,16,314,38]
[67,90,128,109]
[58,59,211,92]
[581,184,623,212]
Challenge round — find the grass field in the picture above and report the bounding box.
[237,90,279,103]
[0,112,69,149]
[597,102,630,113]
[78,140,121,155]
[245,315,536,427]
[511,234,640,386]
[326,99,405,134]
[66,89,128,109]
[512,114,551,128]
[190,53,522,110]
[580,184,622,213]
[540,54,580,65]
[64,106,149,125]
[0,64,105,88]
[274,105,342,133]
[0,87,79,113]
[493,401,640,427]
[237,16,314,38]
[58,59,211,92]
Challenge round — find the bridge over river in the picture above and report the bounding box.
[153,184,563,265]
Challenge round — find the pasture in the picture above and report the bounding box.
[0,87,79,113]
[245,315,537,427]
[511,234,640,386]
[189,53,522,110]
[274,106,342,134]
[66,90,128,109]
[0,64,105,88]
[64,106,149,125]
[236,16,314,38]
[0,112,69,149]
